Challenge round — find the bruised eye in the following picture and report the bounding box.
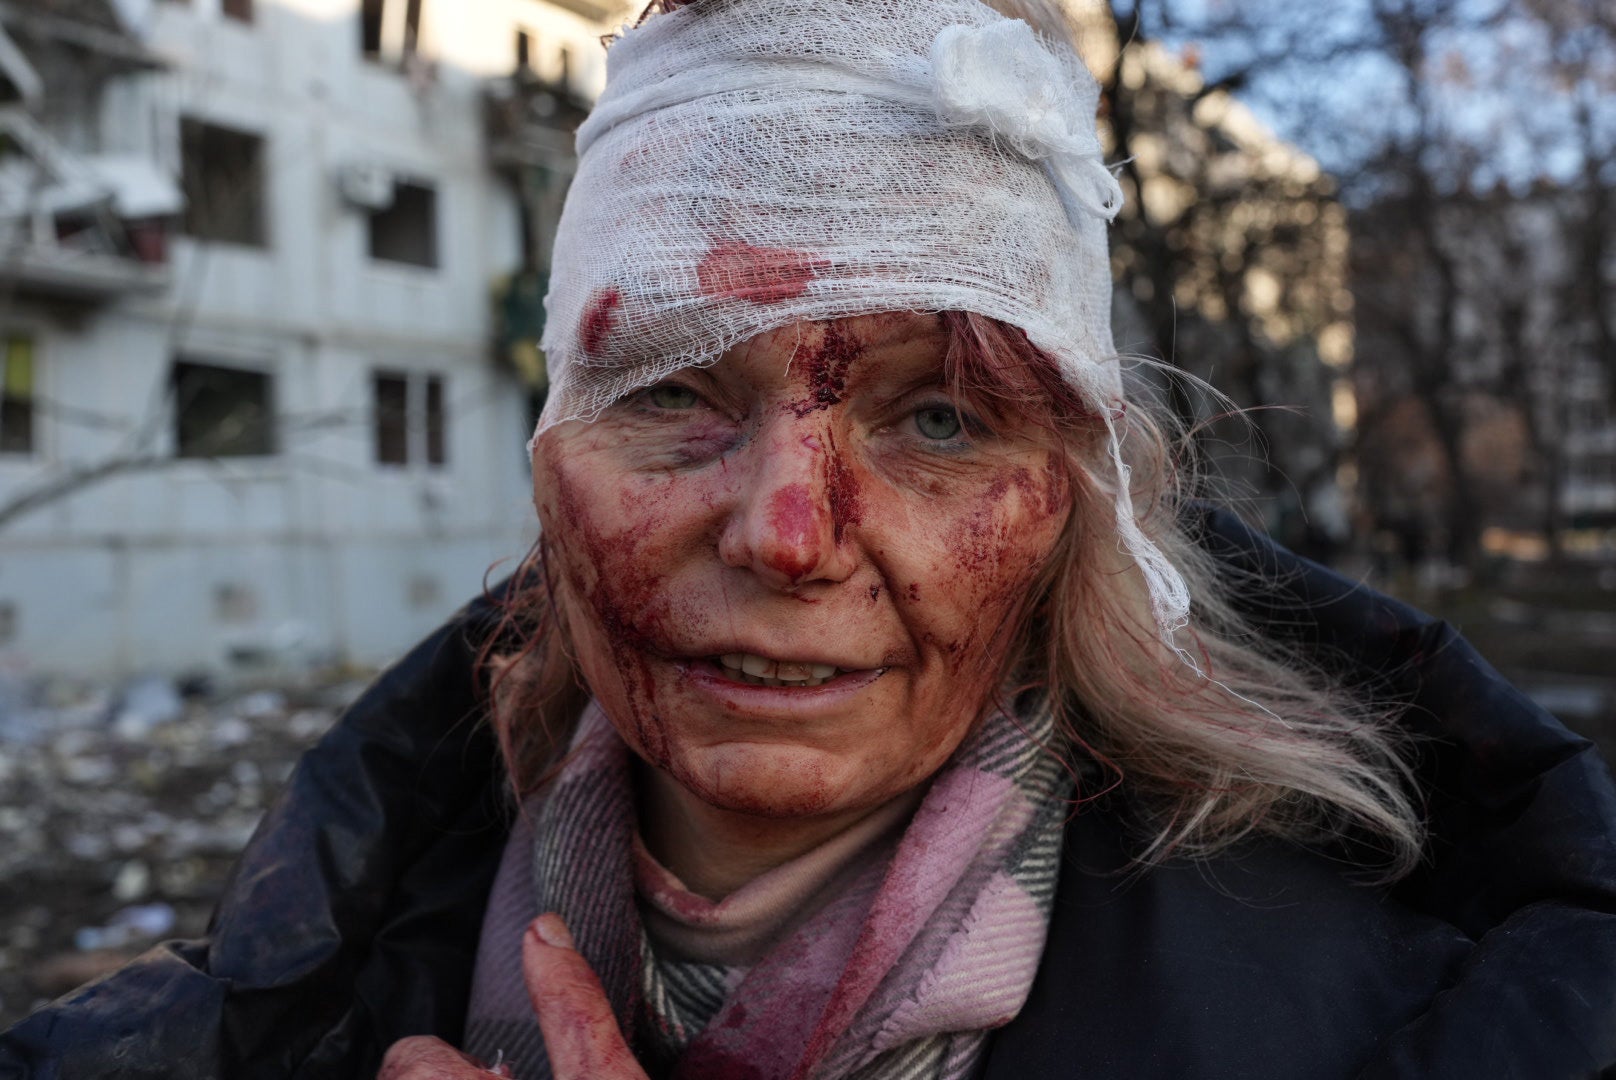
[646,383,700,410]
[914,406,963,441]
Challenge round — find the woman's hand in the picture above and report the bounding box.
[526,913,649,1080]
[377,1037,509,1078]
[375,914,646,1080]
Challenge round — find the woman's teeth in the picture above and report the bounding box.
[718,653,840,687]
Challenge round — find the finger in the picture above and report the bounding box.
[377,1035,500,1079]
[523,914,648,1080]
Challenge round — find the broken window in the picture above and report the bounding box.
[360,0,384,57]
[222,0,253,22]
[373,370,447,467]
[180,119,267,247]
[0,334,35,455]
[173,361,275,457]
[424,374,446,464]
[367,179,438,268]
[361,0,423,60]
[403,0,423,52]
[374,372,408,464]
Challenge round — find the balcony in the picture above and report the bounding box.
[0,112,178,303]
[483,70,590,173]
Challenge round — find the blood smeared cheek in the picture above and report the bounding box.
[535,451,729,768]
[902,459,1072,677]
[824,433,865,546]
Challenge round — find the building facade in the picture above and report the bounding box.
[0,0,630,676]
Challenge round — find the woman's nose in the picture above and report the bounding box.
[717,425,858,590]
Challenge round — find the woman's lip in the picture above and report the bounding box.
[676,659,887,707]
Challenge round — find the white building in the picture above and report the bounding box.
[0,0,633,677]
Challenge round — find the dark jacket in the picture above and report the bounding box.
[5,507,1616,1079]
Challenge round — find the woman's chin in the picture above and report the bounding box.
[665,741,879,821]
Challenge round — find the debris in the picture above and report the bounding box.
[210,716,252,748]
[233,690,286,719]
[111,860,152,902]
[73,899,175,951]
[109,675,185,739]
[0,674,361,1028]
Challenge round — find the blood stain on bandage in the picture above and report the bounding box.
[579,287,622,356]
[696,240,827,304]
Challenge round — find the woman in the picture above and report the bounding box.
[5,1,1616,1078]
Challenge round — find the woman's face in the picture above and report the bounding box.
[532,312,1071,822]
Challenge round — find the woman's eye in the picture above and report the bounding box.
[913,406,963,441]
[646,383,700,410]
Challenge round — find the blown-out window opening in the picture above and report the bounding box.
[360,0,425,61]
[367,179,438,269]
[180,118,267,248]
[172,360,276,458]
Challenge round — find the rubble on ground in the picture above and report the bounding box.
[0,673,366,1028]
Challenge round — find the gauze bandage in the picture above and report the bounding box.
[533,0,1191,641]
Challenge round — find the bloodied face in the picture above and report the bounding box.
[531,312,1072,824]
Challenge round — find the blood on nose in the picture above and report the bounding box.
[762,483,823,582]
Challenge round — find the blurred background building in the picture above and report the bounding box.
[0,0,627,675]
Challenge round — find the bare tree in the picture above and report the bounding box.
[1105,0,1616,568]
[1089,2,1364,555]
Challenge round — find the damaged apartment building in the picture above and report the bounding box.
[0,0,623,676]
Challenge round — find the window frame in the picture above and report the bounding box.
[360,0,385,59]
[366,177,440,270]
[179,117,270,249]
[372,368,448,469]
[171,358,278,460]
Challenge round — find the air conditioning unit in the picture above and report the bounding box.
[338,163,395,211]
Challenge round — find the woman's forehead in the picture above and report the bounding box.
[719,312,951,375]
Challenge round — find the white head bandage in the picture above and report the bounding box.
[534,0,1190,640]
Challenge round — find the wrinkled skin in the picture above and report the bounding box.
[531,312,1072,892]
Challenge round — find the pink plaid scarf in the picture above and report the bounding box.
[466,699,1071,1080]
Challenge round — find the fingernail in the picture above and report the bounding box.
[531,913,576,950]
